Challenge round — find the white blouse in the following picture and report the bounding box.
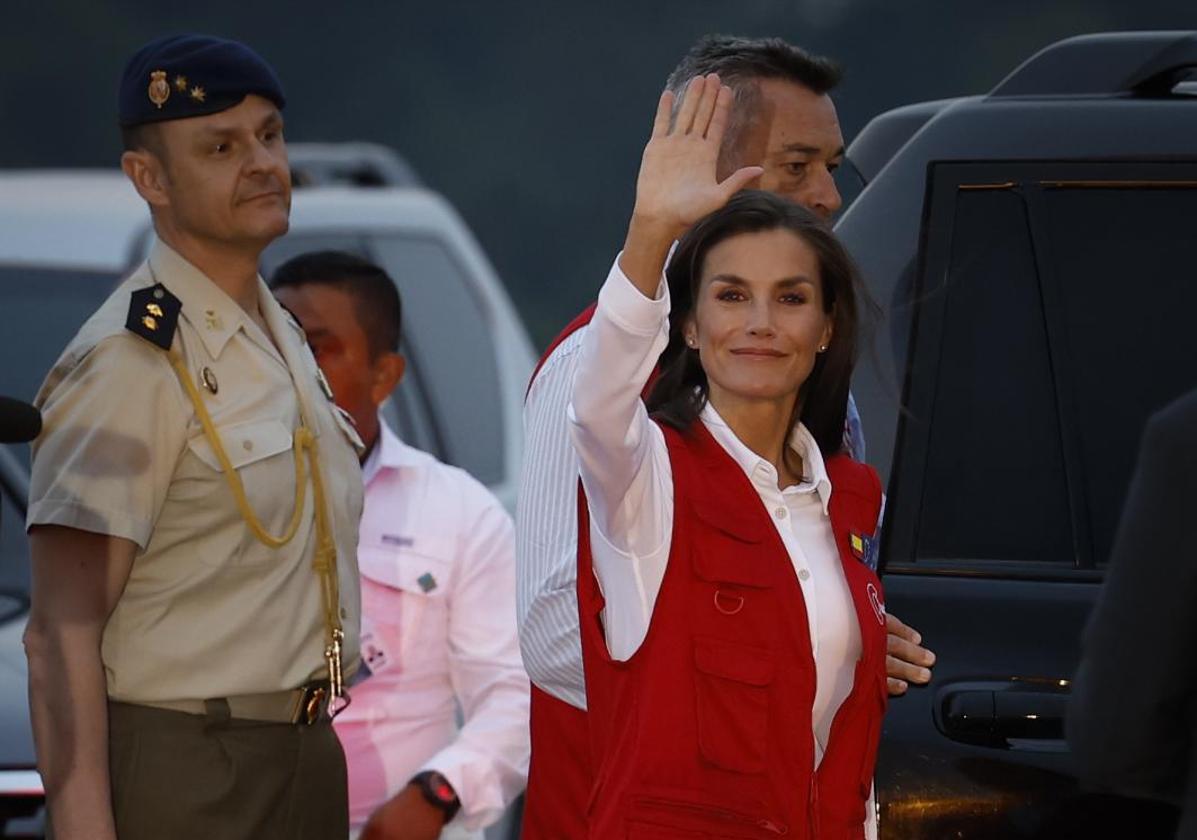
[567,254,863,766]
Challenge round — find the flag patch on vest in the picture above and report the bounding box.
[850,531,880,571]
[850,532,866,558]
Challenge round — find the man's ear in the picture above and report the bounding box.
[371,352,406,408]
[120,149,171,211]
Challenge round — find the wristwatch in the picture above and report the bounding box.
[411,770,461,822]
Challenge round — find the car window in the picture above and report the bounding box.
[0,265,122,470]
[370,235,504,485]
[0,481,29,615]
[260,233,443,460]
[893,163,1197,575]
[1042,183,1197,564]
[915,188,1073,565]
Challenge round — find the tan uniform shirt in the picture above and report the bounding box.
[27,240,363,703]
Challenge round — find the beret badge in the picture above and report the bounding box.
[148,69,170,109]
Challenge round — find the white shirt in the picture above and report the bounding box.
[334,420,530,835]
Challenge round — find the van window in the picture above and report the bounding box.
[371,235,504,485]
[896,164,1197,575]
[0,482,29,610]
[260,233,443,462]
[265,232,504,485]
[1041,184,1197,564]
[0,266,120,470]
[915,188,1073,565]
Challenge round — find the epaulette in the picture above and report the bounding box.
[125,283,182,350]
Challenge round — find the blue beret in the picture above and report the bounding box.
[119,34,285,128]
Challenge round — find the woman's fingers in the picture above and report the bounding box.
[690,73,721,137]
[674,75,706,136]
[705,84,734,142]
[650,89,674,140]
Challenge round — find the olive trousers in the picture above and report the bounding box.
[56,700,348,840]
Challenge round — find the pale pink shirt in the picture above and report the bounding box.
[568,256,876,836]
[334,420,530,835]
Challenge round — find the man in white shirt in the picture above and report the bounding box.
[272,251,530,840]
[518,35,935,837]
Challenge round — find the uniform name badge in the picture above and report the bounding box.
[352,619,393,685]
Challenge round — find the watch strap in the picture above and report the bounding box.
[411,770,461,822]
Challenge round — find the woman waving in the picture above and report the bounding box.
[570,73,886,839]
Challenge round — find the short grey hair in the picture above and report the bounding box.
[665,35,841,173]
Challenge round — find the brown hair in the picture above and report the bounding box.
[645,190,872,457]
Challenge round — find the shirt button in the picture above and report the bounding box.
[798,569,811,581]
[774,507,787,519]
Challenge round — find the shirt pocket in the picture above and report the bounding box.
[175,418,298,565]
[693,635,775,775]
[358,539,456,678]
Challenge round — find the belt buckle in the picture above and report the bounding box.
[298,683,328,725]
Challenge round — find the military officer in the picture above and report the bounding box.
[22,34,364,840]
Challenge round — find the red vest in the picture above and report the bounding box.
[522,686,591,839]
[521,305,599,840]
[578,420,887,840]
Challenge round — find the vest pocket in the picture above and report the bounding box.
[627,794,789,837]
[693,636,775,774]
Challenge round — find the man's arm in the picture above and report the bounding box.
[23,526,137,840]
[427,494,529,825]
[1067,395,1197,801]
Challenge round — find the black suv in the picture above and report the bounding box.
[837,31,1197,838]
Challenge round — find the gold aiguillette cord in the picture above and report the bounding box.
[168,350,346,705]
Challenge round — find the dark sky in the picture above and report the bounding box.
[2,0,1193,344]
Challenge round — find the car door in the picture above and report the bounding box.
[875,160,1197,838]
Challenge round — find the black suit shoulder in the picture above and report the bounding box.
[1147,388,1197,463]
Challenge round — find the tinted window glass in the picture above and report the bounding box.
[0,266,120,470]
[0,479,29,610]
[1044,185,1197,564]
[916,189,1073,564]
[370,235,503,484]
[260,234,442,459]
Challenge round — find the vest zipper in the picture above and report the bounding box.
[634,796,789,835]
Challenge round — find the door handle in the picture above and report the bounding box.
[935,679,1069,750]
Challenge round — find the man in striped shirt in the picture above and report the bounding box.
[516,35,936,838]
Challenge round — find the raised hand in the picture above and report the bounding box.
[620,73,763,297]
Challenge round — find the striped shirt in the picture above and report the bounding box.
[516,327,590,709]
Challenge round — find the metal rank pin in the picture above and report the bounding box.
[315,367,335,401]
[142,302,165,332]
[200,366,219,395]
[125,283,180,351]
